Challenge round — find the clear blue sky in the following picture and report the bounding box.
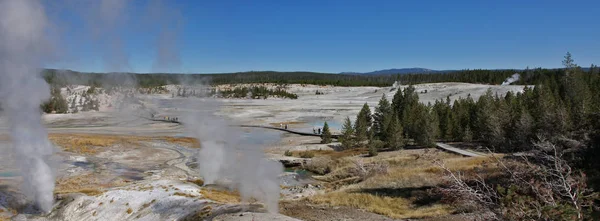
[48,0,600,73]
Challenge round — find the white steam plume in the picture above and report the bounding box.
[146,0,183,72]
[184,98,283,213]
[0,0,56,212]
[502,73,520,85]
[94,0,131,72]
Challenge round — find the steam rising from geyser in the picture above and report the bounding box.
[0,0,56,212]
[184,99,283,213]
[502,73,520,85]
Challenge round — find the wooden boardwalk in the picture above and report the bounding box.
[140,115,484,157]
[435,142,487,157]
[238,125,341,139]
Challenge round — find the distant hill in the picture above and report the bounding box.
[341,68,445,75]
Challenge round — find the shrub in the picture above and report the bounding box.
[299,151,315,158]
[303,157,333,175]
[284,150,293,157]
[368,145,378,157]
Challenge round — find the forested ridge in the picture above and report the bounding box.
[41,64,599,88]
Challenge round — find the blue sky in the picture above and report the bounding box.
[48,0,600,73]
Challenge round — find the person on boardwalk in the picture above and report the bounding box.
[318,128,321,134]
[285,124,288,130]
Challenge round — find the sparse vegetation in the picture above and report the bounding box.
[188,178,205,186]
[298,151,315,158]
[284,150,293,157]
[49,133,144,154]
[307,192,452,219]
[41,86,68,114]
[217,86,298,99]
[199,188,242,203]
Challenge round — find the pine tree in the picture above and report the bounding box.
[463,125,473,142]
[340,117,355,149]
[433,97,452,141]
[474,89,505,147]
[354,103,372,142]
[373,94,392,140]
[392,85,419,125]
[321,122,332,144]
[385,114,404,150]
[563,52,577,69]
[408,104,437,147]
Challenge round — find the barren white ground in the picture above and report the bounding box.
[0,82,526,221]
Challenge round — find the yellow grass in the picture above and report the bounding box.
[54,173,126,196]
[308,191,452,219]
[305,149,498,219]
[158,136,200,148]
[49,133,145,155]
[48,133,201,154]
[199,188,241,203]
[188,178,205,186]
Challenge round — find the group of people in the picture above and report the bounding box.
[313,127,322,135]
[164,116,179,122]
[279,123,288,130]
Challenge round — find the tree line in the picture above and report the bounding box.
[333,53,600,219]
[213,86,298,99]
[337,53,599,150]
[41,65,600,89]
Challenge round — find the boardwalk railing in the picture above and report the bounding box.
[238,125,341,139]
[435,142,486,157]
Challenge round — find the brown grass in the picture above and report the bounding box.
[305,148,496,219]
[158,136,200,148]
[308,192,452,219]
[188,178,204,186]
[48,133,202,154]
[140,199,156,210]
[49,133,146,155]
[199,188,241,203]
[54,173,125,196]
[290,148,368,160]
[174,192,197,198]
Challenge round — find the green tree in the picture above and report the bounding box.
[473,89,506,147]
[373,94,392,140]
[392,85,419,126]
[385,114,404,150]
[433,97,452,141]
[407,104,437,146]
[321,122,332,144]
[354,103,372,142]
[563,52,577,69]
[340,117,356,149]
[41,86,68,114]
